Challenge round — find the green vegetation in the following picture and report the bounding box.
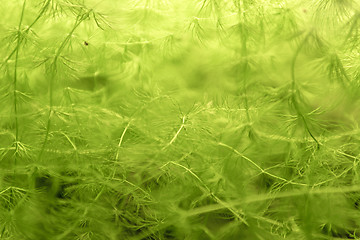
[1,0,360,239]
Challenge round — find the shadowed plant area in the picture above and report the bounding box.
[2,0,360,239]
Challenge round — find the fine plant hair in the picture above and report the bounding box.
[1,0,360,239]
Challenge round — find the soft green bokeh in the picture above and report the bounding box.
[1,0,360,239]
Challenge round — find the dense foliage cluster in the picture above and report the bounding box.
[1,0,360,239]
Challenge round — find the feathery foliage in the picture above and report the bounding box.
[1,0,360,239]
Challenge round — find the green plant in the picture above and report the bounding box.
[1,0,360,239]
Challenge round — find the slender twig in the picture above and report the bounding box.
[115,121,131,161]
[290,31,320,147]
[111,121,132,178]
[1,0,51,69]
[13,0,27,166]
[186,184,360,217]
[38,10,92,161]
[218,142,307,186]
[162,161,248,225]
[162,116,186,150]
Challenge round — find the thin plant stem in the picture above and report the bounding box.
[218,142,307,186]
[161,160,249,225]
[1,0,51,69]
[38,10,92,161]
[13,0,27,166]
[162,116,186,150]
[290,31,320,147]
